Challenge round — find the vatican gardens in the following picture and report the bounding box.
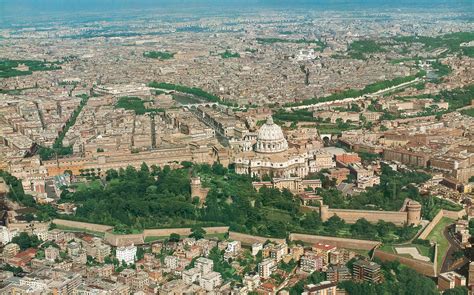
[1,160,458,243]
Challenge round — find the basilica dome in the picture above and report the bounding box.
[255,116,288,153]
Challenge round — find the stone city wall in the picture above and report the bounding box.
[373,249,436,277]
[418,210,444,240]
[306,205,410,226]
[289,233,380,250]
[8,222,49,232]
[228,231,286,245]
[143,226,229,238]
[418,209,465,240]
[51,220,229,246]
[324,208,408,225]
[105,232,144,247]
[441,209,466,220]
[52,219,113,232]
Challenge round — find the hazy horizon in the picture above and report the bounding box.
[1,0,472,21]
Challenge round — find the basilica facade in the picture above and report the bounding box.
[233,116,333,179]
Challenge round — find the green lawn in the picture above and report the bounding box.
[143,51,175,60]
[379,244,434,262]
[261,207,293,223]
[461,108,474,117]
[205,233,227,241]
[425,217,454,269]
[144,236,168,243]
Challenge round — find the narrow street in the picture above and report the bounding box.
[441,225,469,273]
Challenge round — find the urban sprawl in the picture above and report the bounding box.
[0,6,473,295]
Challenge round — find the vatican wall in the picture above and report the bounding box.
[317,205,410,226]
[289,233,380,250]
[105,232,144,247]
[418,209,465,240]
[52,219,229,246]
[373,248,436,277]
[442,208,466,219]
[52,219,113,232]
[143,226,229,238]
[8,221,50,232]
[417,210,444,240]
[375,241,439,277]
[228,231,286,245]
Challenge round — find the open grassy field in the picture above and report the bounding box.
[425,217,454,269]
[379,243,434,262]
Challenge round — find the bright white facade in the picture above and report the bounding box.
[195,257,214,274]
[199,271,222,291]
[0,226,12,245]
[116,244,137,265]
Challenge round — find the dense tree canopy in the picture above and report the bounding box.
[53,163,422,242]
[339,260,439,295]
[12,232,41,251]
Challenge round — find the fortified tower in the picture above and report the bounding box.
[406,200,422,226]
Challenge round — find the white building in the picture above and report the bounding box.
[33,228,48,242]
[164,255,179,270]
[296,49,318,61]
[244,273,261,291]
[182,267,201,284]
[116,244,137,265]
[195,257,214,275]
[45,245,60,262]
[0,226,13,245]
[258,258,276,279]
[251,243,263,256]
[199,271,222,291]
[225,241,241,254]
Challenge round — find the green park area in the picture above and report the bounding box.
[220,50,240,59]
[425,217,454,270]
[461,108,474,117]
[379,242,434,262]
[394,31,474,57]
[19,163,430,243]
[271,109,361,134]
[348,40,386,60]
[115,96,164,115]
[148,82,221,103]
[143,51,175,60]
[285,70,424,107]
[0,59,61,78]
[1,159,461,245]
